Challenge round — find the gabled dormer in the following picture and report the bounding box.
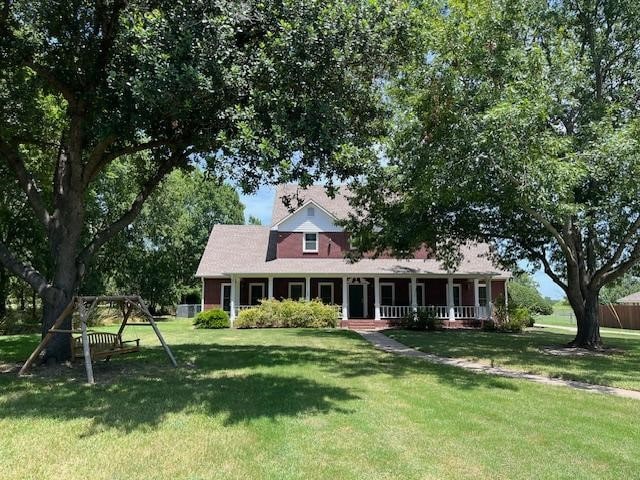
[272,200,350,258]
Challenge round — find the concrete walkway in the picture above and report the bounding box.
[358,330,640,401]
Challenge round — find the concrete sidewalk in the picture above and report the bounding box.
[358,330,640,401]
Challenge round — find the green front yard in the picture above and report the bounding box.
[387,326,640,391]
[1,321,639,479]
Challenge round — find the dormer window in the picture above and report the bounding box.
[303,232,318,252]
[307,206,315,217]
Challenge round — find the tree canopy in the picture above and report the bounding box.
[346,0,640,348]
[0,0,405,360]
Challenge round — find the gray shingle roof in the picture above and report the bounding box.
[617,291,640,304]
[195,225,510,278]
[271,184,353,226]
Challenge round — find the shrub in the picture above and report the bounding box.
[401,309,442,331]
[508,278,554,315]
[235,299,339,329]
[492,295,530,333]
[194,309,230,329]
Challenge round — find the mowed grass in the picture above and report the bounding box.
[0,320,639,480]
[387,325,640,391]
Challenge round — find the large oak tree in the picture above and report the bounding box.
[346,0,640,348]
[0,0,403,361]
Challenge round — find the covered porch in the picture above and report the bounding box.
[208,274,507,327]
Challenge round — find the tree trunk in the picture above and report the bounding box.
[31,290,37,321]
[568,290,602,349]
[0,268,8,317]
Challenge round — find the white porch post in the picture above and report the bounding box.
[342,277,349,321]
[229,276,237,324]
[473,278,480,318]
[305,276,311,301]
[447,276,455,321]
[411,277,418,314]
[486,277,493,319]
[504,279,509,308]
[268,277,274,299]
[201,277,205,312]
[374,277,381,320]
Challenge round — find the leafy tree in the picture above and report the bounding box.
[600,272,640,305]
[346,0,640,348]
[247,215,262,225]
[0,1,403,360]
[509,274,554,316]
[92,166,244,312]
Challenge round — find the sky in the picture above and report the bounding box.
[239,186,566,300]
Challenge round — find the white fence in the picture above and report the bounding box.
[380,305,489,320]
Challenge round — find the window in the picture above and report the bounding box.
[289,282,305,300]
[478,284,487,306]
[221,284,231,312]
[380,283,395,306]
[318,283,334,304]
[307,206,315,217]
[303,232,318,252]
[249,283,265,306]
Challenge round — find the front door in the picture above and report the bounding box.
[349,284,364,318]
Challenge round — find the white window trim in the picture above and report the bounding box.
[249,283,265,305]
[318,282,335,304]
[288,282,305,300]
[410,283,425,307]
[302,232,319,253]
[453,284,462,306]
[379,282,395,306]
[220,283,231,311]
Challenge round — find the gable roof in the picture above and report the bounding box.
[617,291,640,304]
[196,224,510,278]
[271,184,353,226]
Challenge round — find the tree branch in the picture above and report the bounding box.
[599,240,640,286]
[593,215,640,285]
[0,140,51,228]
[23,60,78,108]
[526,246,569,293]
[524,207,577,264]
[78,151,185,265]
[0,239,58,303]
[82,138,166,186]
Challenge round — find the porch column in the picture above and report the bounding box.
[342,277,349,321]
[305,276,311,301]
[486,277,493,319]
[200,277,205,312]
[504,280,509,308]
[374,277,381,320]
[268,277,274,299]
[447,276,455,321]
[411,277,418,314]
[229,276,237,324]
[473,278,480,318]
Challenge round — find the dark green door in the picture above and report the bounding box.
[349,285,364,318]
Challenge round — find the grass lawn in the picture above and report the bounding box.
[386,326,640,391]
[1,320,639,479]
[535,304,577,327]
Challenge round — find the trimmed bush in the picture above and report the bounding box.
[401,309,442,331]
[235,299,339,329]
[194,309,230,329]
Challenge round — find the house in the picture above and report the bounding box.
[617,291,640,305]
[196,184,511,328]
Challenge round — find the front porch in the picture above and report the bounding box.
[207,275,507,328]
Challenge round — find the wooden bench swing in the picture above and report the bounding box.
[18,295,177,384]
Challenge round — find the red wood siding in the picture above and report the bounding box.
[276,231,433,259]
[277,232,349,258]
[492,280,506,302]
[203,278,230,310]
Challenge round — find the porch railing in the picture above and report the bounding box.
[380,305,490,320]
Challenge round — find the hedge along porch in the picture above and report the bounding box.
[202,275,508,328]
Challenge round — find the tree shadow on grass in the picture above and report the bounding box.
[0,335,521,435]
